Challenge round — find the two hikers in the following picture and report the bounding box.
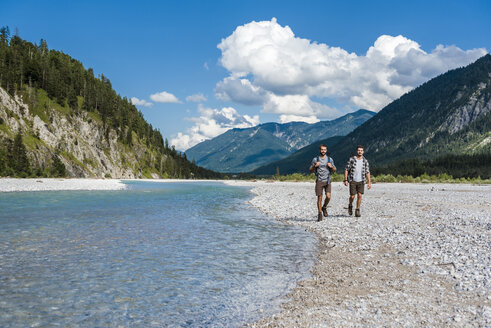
[309,145,371,220]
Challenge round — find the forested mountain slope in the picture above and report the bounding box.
[328,54,491,167]
[0,27,220,178]
[252,136,344,175]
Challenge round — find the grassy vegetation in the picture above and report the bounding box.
[61,151,92,175]
[30,89,51,123]
[87,110,102,123]
[267,172,491,184]
[372,173,491,184]
[22,133,43,149]
[0,122,11,135]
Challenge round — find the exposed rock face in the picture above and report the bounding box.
[440,82,491,134]
[0,87,157,178]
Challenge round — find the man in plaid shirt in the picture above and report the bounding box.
[344,145,371,217]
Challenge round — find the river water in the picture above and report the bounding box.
[0,181,316,327]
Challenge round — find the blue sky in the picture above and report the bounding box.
[1,0,490,150]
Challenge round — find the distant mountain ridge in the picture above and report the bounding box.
[185,109,375,173]
[252,136,344,175]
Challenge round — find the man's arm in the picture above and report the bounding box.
[328,158,336,172]
[366,172,371,189]
[344,159,351,186]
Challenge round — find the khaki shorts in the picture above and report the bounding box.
[315,180,332,196]
[349,181,364,195]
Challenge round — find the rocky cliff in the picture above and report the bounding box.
[1,87,166,178]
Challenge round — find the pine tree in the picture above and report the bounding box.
[11,129,30,176]
[51,152,66,177]
[0,147,6,175]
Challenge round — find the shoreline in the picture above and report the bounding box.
[225,180,491,326]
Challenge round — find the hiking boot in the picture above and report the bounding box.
[348,204,353,216]
[322,206,328,217]
[355,208,361,217]
[317,212,323,222]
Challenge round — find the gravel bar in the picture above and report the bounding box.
[226,181,491,327]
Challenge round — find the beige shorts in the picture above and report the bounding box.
[315,180,332,196]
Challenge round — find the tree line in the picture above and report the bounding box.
[370,153,491,179]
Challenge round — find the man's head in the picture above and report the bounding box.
[356,145,364,157]
[319,144,327,156]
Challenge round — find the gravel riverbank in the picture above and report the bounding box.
[0,178,127,192]
[227,181,490,327]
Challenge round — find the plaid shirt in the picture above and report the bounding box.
[345,156,370,183]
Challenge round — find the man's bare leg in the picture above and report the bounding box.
[355,193,362,217]
[317,195,323,213]
[323,192,331,208]
[348,194,355,215]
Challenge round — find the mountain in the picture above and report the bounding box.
[0,31,220,179]
[252,136,344,175]
[185,109,375,173]
[327,54,491,168]
[253,54,491,177]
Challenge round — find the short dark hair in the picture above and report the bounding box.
[356,145,364,150]
[319,144,327,149]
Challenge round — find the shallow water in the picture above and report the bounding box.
[0,181,316,327]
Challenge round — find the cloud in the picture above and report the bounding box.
[215,77,266,105]
[170,105,260,151]
[216,18,487,121]
[130,97,153,107]
[186,93,207,103]
[150,91,181,103]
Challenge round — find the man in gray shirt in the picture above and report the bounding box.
[309,144,336,221]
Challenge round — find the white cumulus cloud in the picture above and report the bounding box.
[216,77,266,105]
[130,97,153,107]
[170,105,260,151]
[186,93,208,103]
[150,91,181,103]
[216,18,487,122]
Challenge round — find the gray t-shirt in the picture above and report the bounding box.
[353,158,364,182]
[310,155,335,182]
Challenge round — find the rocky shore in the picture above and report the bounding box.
[227,181,490,327]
